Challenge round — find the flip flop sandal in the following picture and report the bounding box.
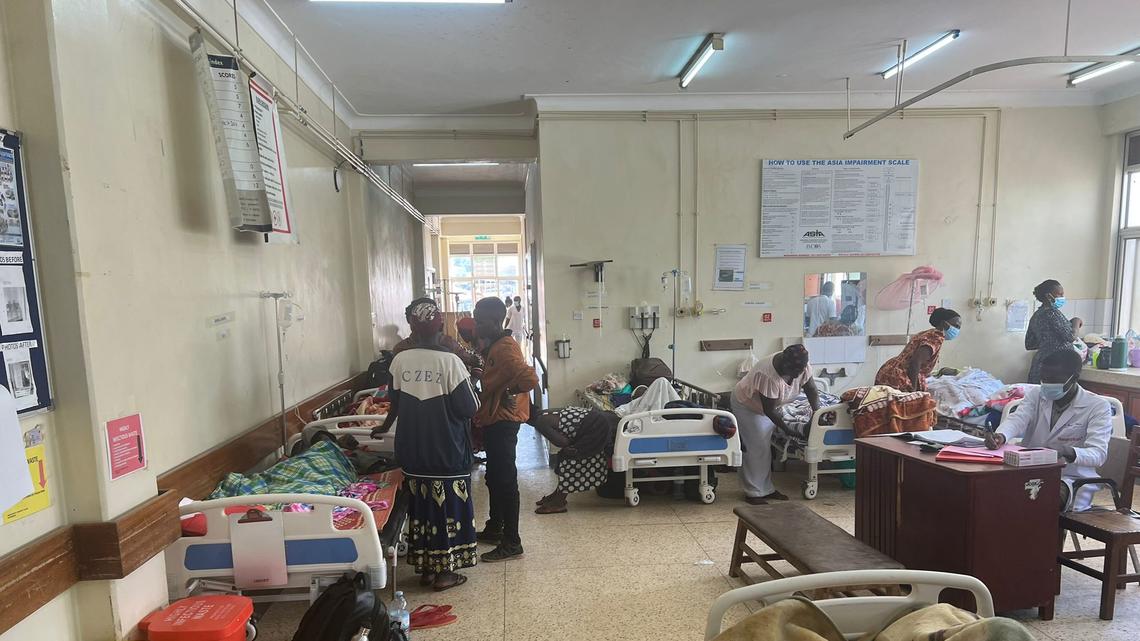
[432,574,468,592]
[419,573,437,587]
[535,503,568,514]
[410,604,453,618]
[410,604,454,630]
[412,613,457,630]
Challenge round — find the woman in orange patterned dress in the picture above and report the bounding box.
[874,308,961,392]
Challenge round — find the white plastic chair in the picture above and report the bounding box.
[705,569,994,641]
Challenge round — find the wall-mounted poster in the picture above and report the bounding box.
[760,159,919,258]
[0,130,51,414]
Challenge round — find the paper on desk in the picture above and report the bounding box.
[913,429,985,446]
[939,444,1022,459]
[0,385,34,512]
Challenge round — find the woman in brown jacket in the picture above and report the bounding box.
[472,296,539,562]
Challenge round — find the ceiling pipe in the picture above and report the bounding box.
[844,55,1139,139]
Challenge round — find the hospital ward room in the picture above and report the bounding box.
[6,1,1140,641]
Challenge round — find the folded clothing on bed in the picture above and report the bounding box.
[774,392,842,438]
[924,368,1004,417]
[332,469,404,531]
[207,440,357,500]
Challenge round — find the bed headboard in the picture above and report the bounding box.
[312,390,355,421]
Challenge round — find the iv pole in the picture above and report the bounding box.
[261,291,291,453]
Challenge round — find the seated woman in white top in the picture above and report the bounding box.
[731,344,821,504]
[986,349,1112,512]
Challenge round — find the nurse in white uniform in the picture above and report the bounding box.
[986,349,1112,511]
[805,281,837,337]
[731,344,820,504]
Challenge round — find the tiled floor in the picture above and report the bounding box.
[255,426,1139,640]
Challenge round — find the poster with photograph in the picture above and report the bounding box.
[0,147,24,248]
[1,343,37,411]
[0,265,31,335]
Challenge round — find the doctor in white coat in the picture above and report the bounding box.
[986,349,1112,511]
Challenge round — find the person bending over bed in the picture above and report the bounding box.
[874,308,961,393]
[732,345,820,505]
[377,299,481,591]
[529,406,620,514]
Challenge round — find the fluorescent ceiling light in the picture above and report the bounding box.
[881,30,960,79]
[1069,47,1140,85]
[310,0,508,4]
[679,33,725,89]
[413,162,501,167]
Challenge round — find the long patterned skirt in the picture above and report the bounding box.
[405,474,479,574]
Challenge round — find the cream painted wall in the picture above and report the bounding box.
[539,108,1113,404]
[0,0,420,638]
[366,166,421,351]
[440,216,524,237]
[1101,91,1140,135]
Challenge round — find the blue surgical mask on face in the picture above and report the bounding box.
[1040,376,1075,401]
[1052,297,1067,310]
[944,326,960,341]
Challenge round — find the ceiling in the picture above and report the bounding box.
[267,0,1140,115]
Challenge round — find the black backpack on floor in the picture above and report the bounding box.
[291,573,405,641]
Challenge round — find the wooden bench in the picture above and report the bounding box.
[729,503,903,594]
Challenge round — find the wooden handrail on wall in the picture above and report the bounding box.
[0,371,370,636]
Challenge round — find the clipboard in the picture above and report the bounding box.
[228,508,287,588]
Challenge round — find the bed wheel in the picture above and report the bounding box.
[699,484,716,504]
[245,620,258,640]
[802,480,818,500]
[625,489,640,507]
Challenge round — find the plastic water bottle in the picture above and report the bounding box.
[389,591,410,632]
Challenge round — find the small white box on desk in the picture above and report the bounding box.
[1003,448,1058,467]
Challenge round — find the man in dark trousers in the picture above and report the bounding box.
[473,297,539,562]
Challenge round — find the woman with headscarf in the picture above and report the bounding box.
[874,308,961,393]
[731,344,820,504]
[529,406,621,514]
[376,299,480,591]
[1025,279,1083,384]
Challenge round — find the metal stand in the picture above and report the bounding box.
[261,291,291,453]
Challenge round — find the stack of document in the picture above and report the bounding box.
[889,429,986,447]
[935,444,1023,465]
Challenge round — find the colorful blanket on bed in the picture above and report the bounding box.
[333,469,404,531]
[841,385,936,438]
[207,440,357,499]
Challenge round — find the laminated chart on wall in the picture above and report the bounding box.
[190,32,272,233]
[249,78,295,243]
[0,130,51,414]
[760,159,919,258]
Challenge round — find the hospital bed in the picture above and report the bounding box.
[612,407,742,507]
[770,387,856,500]
[704,569,995,640]
[168,404,407,603]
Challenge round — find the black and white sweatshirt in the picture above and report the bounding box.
[389,345,480,477]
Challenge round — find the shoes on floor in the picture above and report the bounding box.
[480,544,524,563]
[744,496,768,505]
[476,526,503,544]
[762,490,790,501]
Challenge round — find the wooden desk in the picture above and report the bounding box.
[855,437,1064,618]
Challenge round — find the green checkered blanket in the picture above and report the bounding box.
[207,441,357,499]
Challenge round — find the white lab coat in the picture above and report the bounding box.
[506,305,526,339]
[997,385,1112,511]
[805,295,835,336]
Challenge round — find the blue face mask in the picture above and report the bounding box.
[1052,297,1067,310]
[1040,376,1075,401]
[944,326,960,341]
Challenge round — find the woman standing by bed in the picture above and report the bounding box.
[874,308,961,393]
[378,299,480,591]
[1025,279,1082,384]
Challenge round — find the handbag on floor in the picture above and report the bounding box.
[291,572,406,641]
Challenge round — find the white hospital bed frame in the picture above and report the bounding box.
[705,569,995,640]
[285,415,394,457]
[612,408,742,507]
[167,493,391,603]
[775,403,857,500]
